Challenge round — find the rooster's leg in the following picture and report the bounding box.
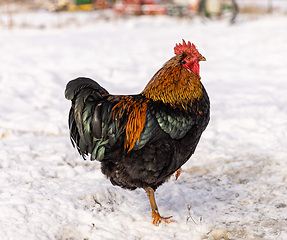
[144,187,174,226]
[175,168,182,180]
[170,168,182,180]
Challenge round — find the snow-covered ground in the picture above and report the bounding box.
[0,13,287,240]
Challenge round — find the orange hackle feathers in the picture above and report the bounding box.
[112,97,149,152]
[141,54,203,109]
[174,40,201,58]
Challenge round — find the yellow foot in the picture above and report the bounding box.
[152,212,174,226]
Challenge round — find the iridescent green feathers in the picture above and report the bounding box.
[151,105,194,140]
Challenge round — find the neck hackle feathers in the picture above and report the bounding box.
[142,40,203,109]
[174,40,200,57]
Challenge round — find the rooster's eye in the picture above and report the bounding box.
[182,60,186,64]
[186,57,191,60]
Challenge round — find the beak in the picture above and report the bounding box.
[198,56,206,61]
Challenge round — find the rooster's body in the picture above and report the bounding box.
[65,41,210,225]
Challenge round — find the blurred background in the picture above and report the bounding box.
[0,0,286,28]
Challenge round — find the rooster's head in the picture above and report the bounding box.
[174,40,205,77]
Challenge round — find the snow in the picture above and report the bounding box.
[0,13,287,240]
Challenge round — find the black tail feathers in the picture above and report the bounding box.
[65,77,109,156]
[65,77,109,101]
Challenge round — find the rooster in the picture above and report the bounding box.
[65,40,210,226]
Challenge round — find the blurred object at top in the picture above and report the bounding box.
[0,0,286,29]
[113,0,167,15]
[44,0,112,11]
[198,0,238,23]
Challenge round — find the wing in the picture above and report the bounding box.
[153,105,195,139]
[133,101,195,150]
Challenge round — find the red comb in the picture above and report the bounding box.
[174,40,200,56]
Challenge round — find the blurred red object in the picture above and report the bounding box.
[114,0,166,15]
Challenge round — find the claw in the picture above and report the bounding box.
[152,211,174,226]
